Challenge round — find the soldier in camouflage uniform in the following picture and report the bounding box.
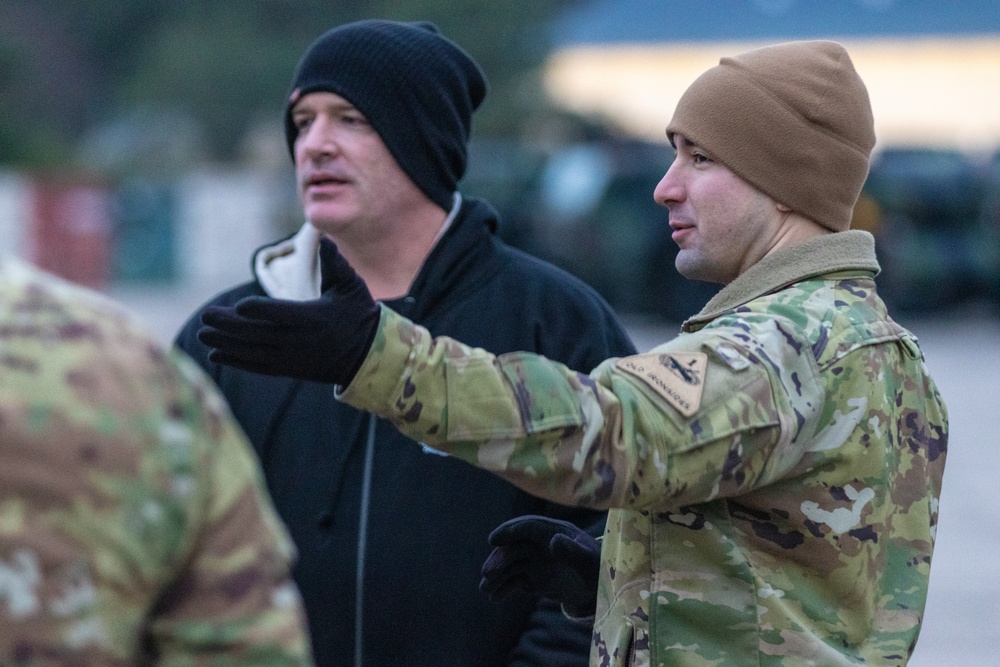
[0,257,313,665]
[199,41,949,666]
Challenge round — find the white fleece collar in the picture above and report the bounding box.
[255,193,462,301]
[254,222,324,300]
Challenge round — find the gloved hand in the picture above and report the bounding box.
[480,515,601,617]
[197,238,380,385]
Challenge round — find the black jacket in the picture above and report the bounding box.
[175,198,637,666]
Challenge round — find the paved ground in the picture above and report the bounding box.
[112,282,999,665]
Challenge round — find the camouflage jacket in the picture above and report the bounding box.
[341,230,948,666]
[0,259,313,666]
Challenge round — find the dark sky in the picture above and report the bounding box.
[552,0,1000,45]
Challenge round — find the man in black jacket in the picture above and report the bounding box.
[174,19,635,667]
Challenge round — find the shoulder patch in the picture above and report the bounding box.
[616,352,707,417]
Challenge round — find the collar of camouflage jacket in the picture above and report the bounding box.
[683,229,880,331]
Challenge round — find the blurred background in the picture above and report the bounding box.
[1,1,998,664]
[3,0,1000,321]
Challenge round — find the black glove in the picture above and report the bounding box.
[480,515,601,617]
[197,238,380,385]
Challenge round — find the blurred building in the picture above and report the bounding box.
[544,0,1000,153]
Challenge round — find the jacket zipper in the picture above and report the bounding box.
[354,413,378,666]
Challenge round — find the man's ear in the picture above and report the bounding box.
[776,201,793,213]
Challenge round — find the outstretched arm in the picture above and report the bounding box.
[199,238,817,513]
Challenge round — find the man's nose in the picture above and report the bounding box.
[653,163,682,208]
[298,120,337,161]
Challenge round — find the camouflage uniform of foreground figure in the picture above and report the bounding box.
[0,258,312,665]
[200,40,948,665]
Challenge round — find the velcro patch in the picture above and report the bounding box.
[616,352,708,417]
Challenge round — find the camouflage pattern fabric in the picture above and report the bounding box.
[341,232,948,666]
[0,259,313,666]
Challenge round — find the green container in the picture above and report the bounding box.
[112,179,176,283]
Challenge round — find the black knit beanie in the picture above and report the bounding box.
[284,19,487,211]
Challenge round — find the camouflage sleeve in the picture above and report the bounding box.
[0,260,312,665]
[340,306,825,511]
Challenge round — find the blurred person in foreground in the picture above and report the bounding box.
[199,40,949,665]
[174,19,635,667]
[0,257,312,664]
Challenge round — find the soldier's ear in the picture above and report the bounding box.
[775,201,792,213]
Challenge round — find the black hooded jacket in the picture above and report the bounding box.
[175,197,636,666]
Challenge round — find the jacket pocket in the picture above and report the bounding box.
[592,614,636,667]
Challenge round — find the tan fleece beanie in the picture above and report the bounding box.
[666,40,876,232]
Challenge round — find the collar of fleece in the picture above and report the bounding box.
[254,193,462,301]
